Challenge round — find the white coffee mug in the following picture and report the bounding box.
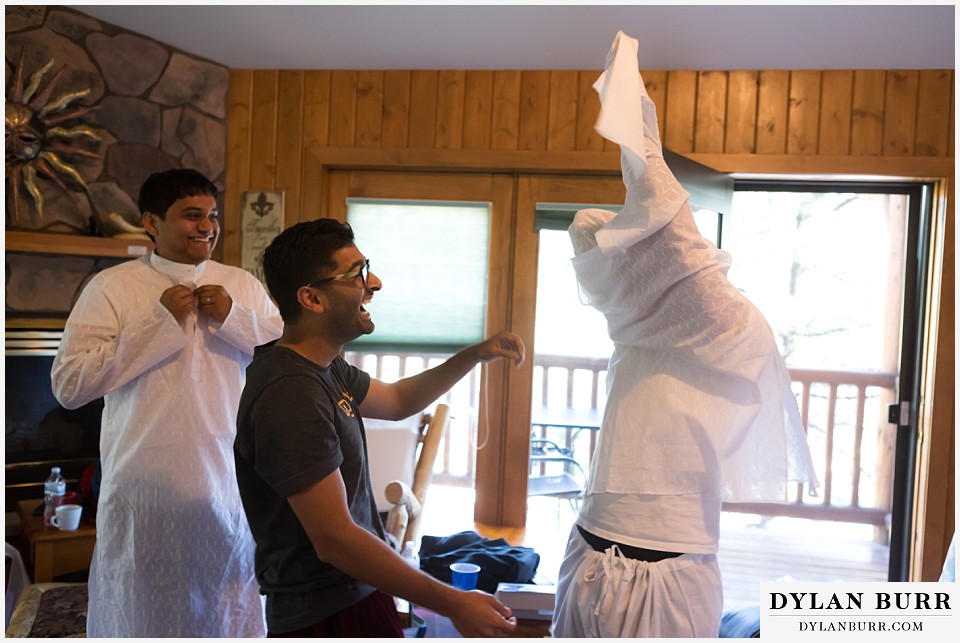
[51,504,83,531]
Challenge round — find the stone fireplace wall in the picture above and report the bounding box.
[5,5,229,315]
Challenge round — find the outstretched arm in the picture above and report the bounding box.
[358,330,525,421]
[288,469,516,637]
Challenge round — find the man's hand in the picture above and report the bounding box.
[194,284,233,324]
[159,285,197,324]
[474,330,526,368]
[447,590,518,638]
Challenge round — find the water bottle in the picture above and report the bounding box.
[43,466,66,527]
[400,541,420,570]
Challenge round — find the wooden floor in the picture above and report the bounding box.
[418,485,890,610]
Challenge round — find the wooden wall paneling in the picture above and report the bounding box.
[224,69,254,266]
[883,71,919,156]
[324,170,351,222]
[664,70,697,154]
[436,70,466,150]
[786,70,821,155]
[915,70,953,157]
[355,70,384,148]
[818,70,854,156]
[518,71,550,151]
[850,70,886,157]
[329,71,358,148]
[462,71,493,150]
[381,71,411,149]
[575,70,604,151]
[692,153,952,179]
[534,175,625,206]
[641,69,667,145]
[474,174,520,525]
[694,70,728,153]
[249,70,280,190]
[546,71,578,152]
[276,70,305,221]
[491,70,521,151]
[345,171,499,203]
[725,70,758,154]
[301,71,331,221]
[950,77,955,158]
[408,71,439,148]
[756,70,790,154]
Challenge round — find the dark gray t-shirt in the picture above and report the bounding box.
[234,342,381,633]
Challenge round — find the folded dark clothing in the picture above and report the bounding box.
[418,530,540,593]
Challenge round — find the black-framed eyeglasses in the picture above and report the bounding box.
[305,259,370,288]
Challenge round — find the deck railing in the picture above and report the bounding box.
[346,350,898,530]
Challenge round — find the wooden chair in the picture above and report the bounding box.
[384,404,451,549]
[527,437,587,513]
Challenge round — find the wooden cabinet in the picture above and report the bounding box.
[16,499,96,582]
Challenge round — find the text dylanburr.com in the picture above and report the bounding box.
[761,582,955,640]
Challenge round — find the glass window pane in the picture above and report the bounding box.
[726,191,906,371]
[692,206,721,247]
[535,229,613,359]
[346,199,490,352]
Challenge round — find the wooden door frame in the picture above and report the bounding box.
[505,175,626,526]
[323,169,522,526]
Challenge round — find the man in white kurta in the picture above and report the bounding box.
[552,33,819,638]
[51,169,282,637]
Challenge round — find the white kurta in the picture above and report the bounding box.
[51,253,282,637]
[571,32,818,503]
[553,31,819,638]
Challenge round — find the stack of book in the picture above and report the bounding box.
[494,583,556,621]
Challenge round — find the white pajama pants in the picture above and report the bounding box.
[552,525,723,638]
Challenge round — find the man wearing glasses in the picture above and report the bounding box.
[234,218,525,638]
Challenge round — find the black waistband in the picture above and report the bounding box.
[576,525,683,562]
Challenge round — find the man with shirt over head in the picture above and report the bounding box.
[51,168,282,637]
[234,218,524,637]
[552,33,819,638]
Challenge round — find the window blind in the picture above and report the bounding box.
[345,198,491,353]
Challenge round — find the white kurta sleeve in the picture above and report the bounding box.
[51,276,189,409]
[205,271,282,355]
[591,31,689,255]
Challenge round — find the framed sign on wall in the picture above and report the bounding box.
[241,191,284,288]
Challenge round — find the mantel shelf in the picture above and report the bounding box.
[5,230,153,259]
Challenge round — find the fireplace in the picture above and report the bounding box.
[5,329,102,512]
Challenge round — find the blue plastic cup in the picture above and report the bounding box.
[450,562,480,590]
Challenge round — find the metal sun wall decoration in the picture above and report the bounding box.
[5,49,101,223]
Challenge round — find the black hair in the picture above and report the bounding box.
[263,218,356,323]
[138,169,218,240]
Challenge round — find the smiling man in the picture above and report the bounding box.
[234,218,525,638]
[51,168,283,637]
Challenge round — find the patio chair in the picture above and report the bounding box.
[527,437,587,511]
